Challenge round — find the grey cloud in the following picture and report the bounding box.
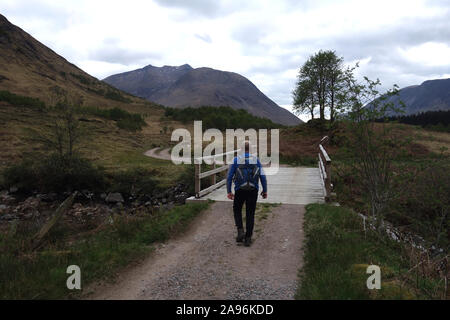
[152,0,242,18]
[89,38,161,65]
[1,1,73,30]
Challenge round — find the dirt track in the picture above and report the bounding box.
[144,147,172,161]
[88,201,305,300]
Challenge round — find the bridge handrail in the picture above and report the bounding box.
[318,136,332,201]
[194,149,241,198]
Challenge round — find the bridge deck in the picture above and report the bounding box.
[188,167,325,205]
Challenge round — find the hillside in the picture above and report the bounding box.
[384,78,450,115]
[0,14,160,114]
[104,64,302,126]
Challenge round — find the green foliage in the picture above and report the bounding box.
[296,204,440,300]
[176,164,195,195]
[104,89,131,103]
[383,110,450,133]
[340,77,406,221]
[293,50,352,121]
[2,153,106,193]
[165,106,281,130]
[0,201,210,299]
[390,160,449,249]
[79,106,146,131]
[106,167,159,196]
[70,72,93,86]
[0,90,46,111]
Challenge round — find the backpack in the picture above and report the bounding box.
[235,156,260,191]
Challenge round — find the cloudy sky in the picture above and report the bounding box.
[1,0,450,121]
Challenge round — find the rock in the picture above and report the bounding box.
[100,193,107,200]
[9,186,18,193]
[160,203,174,212]
[0,204,8,211]
[175,192,189,204]
[115,202,124,211]
[105,193,124,203]
[0,214,16,221]
[161,198,168,204]
[38,193,58,202]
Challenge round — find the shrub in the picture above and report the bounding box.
[164,106,282,130]
[2,154,105,193]
[79,106,146,131]
[107,167,159,196]
[0,90,46,111]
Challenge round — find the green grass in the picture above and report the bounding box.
[296,203,444,300]
[0,201,210,299]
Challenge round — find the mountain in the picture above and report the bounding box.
[104,65,302,126]
[0,14,154,110]
[383,78,450,115]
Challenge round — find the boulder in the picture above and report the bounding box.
[105,193,124,203]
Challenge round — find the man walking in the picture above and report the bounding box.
[227,141,267,247]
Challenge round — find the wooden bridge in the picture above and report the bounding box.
[186,136,333,205]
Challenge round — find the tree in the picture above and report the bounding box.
[25,91,86,158]
[342,76,404,228]
[293,50,351,122]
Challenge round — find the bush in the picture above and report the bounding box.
[79,106,146,131]
[107,167,159,196]
[2,154,105,193]
[164,106,282,130]
[0,90,46,111]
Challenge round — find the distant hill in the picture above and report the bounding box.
[383,78,450,115]
[104,64,302,126]
[0,13,156,111]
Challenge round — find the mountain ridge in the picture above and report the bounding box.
[103,64,302,126]
[384,78,450,115]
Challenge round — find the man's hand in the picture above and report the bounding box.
[227,192,234,200]
[261,192,267,199]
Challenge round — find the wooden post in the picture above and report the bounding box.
[195,163,201,198]
[211,161,216,186]
[324,159,331,201]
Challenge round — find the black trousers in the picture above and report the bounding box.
[233,188,258,238]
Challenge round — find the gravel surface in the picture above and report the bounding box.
[88,202,305,300]
[144,147,172,161]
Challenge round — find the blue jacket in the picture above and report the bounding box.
[227,153,267,193]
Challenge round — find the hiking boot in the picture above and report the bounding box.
[236,228,245,243]
[244,236,252,247]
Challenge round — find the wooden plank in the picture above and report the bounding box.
[211,162,216,185]
[198,179,227,198]
[33,192,77,250]
[319,144,331,163]
[195,164,201,197]
[198,164,229,179]
[318,153,327,180]
[194,149,240,162]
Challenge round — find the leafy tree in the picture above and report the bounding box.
[342,76,404,227]
[293,50,353,121]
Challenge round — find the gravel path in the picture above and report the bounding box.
[144,147,172,161]
[88,201,305,300]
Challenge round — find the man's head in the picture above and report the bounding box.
[244,141,250,153]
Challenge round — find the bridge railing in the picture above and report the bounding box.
[318,136,332,201]
[194,149,241,198]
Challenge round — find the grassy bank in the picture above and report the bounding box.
[296,204,446,300]
[0,201,210,299]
